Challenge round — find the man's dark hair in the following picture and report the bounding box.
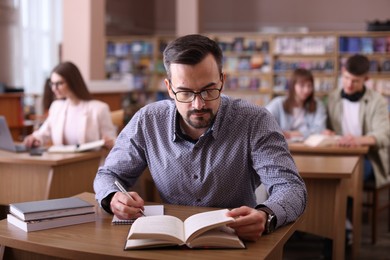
[345,54,370,76]
[163,34,223,79]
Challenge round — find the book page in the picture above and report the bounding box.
[183,209,235,243]
[127,215,185,245]
[125,238,179,249]
[76,139,104,151]
[48,139,104,153]
[304,134,340,147]
[187,226,244,248]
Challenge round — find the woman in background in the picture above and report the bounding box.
[266,68,326,140]
[24,61,116,149]
[42,77,56,116]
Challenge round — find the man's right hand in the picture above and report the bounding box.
[110,191,145,220]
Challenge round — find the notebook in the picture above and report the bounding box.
[47,139,105,153]
[0,116,28,153]
[112,205,164,225]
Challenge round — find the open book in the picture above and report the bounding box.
[304,134,340,147]
[125,209,245,249]
[47,139,105,153]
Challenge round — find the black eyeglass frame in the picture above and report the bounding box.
[168,77,224,103]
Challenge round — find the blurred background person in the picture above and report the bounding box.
[266,68,327,140]
[326,54,390,184]
[24,61,116,149]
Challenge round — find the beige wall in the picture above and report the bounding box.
[0,2,20,86]
[63,0,105,81]
[176,0,200,36]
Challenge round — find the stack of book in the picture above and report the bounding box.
[7,197,96,232]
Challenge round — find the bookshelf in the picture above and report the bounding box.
[105,36,173,97]
[104,32,390,109]
[106,36,155,90]
[209,33,274,106]
[337,32,390,101]
[272,33,338,97]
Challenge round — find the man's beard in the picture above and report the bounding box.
[185,109,214,129]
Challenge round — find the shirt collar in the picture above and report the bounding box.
[341,86,366,102]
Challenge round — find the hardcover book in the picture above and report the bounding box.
[304,134,340,147]
[7,212,96,232]
[9,197,95,221]
[124,209,245,249]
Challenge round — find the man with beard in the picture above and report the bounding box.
[94,34,307,241]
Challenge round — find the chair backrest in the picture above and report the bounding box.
[255,184,269,204]
[110,109,124,134]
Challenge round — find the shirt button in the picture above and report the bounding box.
[193,175,198,179]
[196,198,201,202]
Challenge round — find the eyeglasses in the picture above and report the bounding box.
[50,81,65,89]
[169,80,223,103]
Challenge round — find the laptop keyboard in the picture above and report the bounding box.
[15,144,28,152]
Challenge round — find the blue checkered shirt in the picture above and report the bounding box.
[94,95,307,227]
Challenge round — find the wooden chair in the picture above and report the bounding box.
[110,109,125,134]
[362,179,390,244]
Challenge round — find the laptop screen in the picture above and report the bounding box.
[0,116,27,152]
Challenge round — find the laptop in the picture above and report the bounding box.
[0,116,29,153]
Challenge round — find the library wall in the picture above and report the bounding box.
[63,0,106,81]
[106,0,156,36]
[0,2,20,87]
[201,0,390,32]
[106,0,390,35]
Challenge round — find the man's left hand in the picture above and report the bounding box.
[226,206,267,241]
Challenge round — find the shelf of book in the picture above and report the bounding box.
[105,36,173,122]
[337,32,390,101]
[208,33,274,106]
[272,33,338,97]
[104,32,390,110]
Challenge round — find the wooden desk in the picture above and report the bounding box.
[0,193,300,260]
[106,153,360,259]
[290,143,367,259]
[0,150,103,205]
[289,142,368,156]
[293,155,360,260]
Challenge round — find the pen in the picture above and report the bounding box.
[114,180,145,216]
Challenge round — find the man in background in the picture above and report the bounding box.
[326,54,390,186]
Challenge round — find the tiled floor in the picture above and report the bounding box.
[284,200,390,260]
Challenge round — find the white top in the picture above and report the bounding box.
[32,99,116,146]
[64,103,83,145]
[291,107,306,132]
[342,99,361,136]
